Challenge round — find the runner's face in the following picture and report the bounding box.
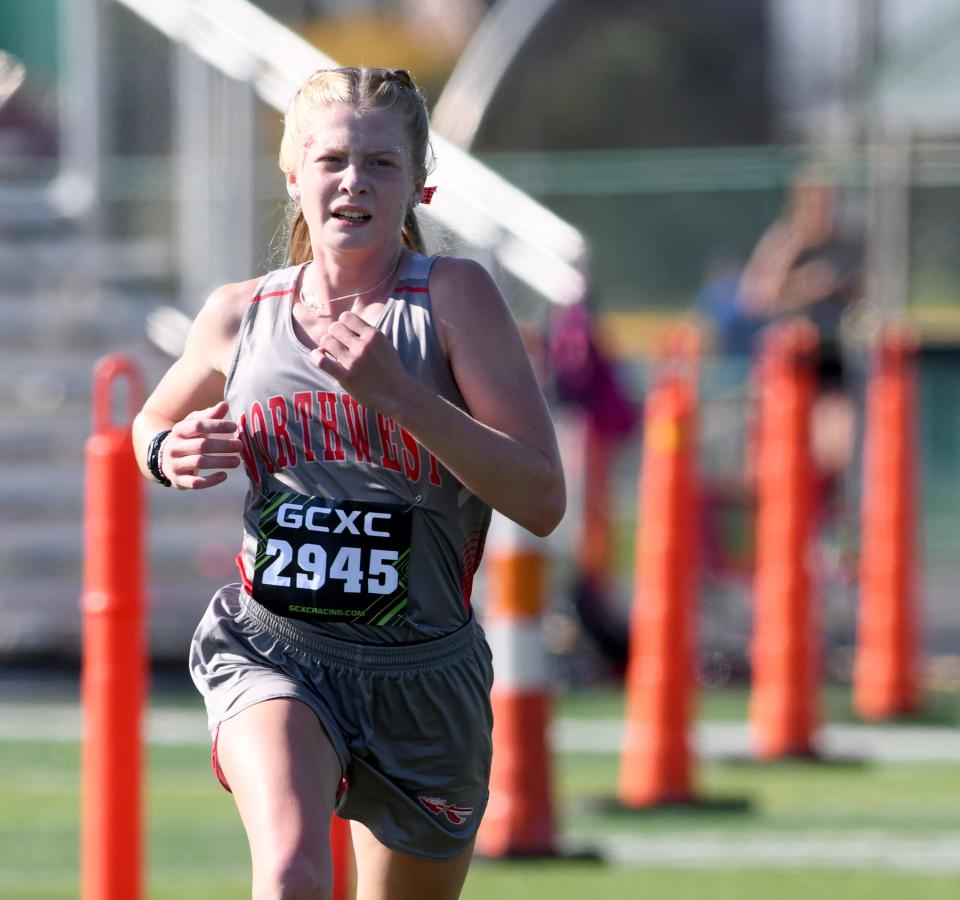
[292,103,419,253]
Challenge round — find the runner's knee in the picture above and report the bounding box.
[253,851,333,900]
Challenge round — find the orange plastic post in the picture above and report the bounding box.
[618,333,698,807]
[749,322,820,759]
[854,328,921,720]
[579,422,615,587]
[330,814,355,900]
[476,515,555,856]
[81,354,146,900]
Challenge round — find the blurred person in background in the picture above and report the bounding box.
[694,250,769,358]
[549,298,639,673]
[739,166,863,491]
[132,66,564,900]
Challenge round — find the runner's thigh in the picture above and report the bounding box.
[350,820,475,900]
[216,698,342,892]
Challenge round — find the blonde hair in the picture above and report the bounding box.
[279,67,433,265]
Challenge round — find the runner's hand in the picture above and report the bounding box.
[163,400,243,489]
[313,311,415,417]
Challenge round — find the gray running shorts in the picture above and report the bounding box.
[189,583,494,860]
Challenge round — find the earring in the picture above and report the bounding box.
[287,185,300,203]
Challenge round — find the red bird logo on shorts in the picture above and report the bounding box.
[418,795,474,825]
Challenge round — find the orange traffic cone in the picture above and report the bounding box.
[82,355,146,900]
[854,327,921,719]
[330,814,355,900]
[618,335,698,807]
[476,513,556,856]
[749,321,820,759]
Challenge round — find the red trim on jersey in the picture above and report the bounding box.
[253,288,296,303]
[211,723,232,792]
[394,285,429,293]
[236,552,254,595]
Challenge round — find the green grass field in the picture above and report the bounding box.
[1,686,959,899]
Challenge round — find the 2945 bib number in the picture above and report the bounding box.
[252,491,412,625]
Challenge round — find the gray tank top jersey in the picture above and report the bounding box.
[225,252,491,644]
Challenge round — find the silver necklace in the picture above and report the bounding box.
[300,253,403,317]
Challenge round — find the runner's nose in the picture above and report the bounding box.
[340,163,368,195]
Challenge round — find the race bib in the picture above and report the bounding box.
[252,491,412,625]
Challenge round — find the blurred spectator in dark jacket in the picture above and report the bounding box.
[739,166,863,484]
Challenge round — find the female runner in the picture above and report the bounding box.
[132,66,565,900]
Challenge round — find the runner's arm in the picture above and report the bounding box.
[318,258,565,535]
[132,280,254,488]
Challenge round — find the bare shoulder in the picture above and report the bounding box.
[138,275,262,422]
[428,257,510,349]
[429,256,501,309]
[185,276,263,372]
[198,276,263,341]
[426,255,535,398]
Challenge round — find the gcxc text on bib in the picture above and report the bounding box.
[252,491,412,625]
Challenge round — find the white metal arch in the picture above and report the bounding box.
[431,0,564,151]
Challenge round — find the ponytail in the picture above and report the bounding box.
[401,208,426,254]
[286,208,313,266]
